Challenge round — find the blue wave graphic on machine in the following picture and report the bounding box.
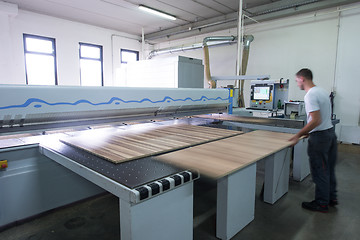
[0,96,230,110]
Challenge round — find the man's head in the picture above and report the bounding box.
[295,68,313,90]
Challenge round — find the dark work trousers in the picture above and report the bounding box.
[307,127,337,205]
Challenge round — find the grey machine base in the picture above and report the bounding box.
[0,145,104,227]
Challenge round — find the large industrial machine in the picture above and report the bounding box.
[1,84,336,240]
[0,86,229,132]
[0,85,231,239]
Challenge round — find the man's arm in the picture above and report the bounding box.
[289,110,321,146]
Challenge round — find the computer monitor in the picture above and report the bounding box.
[253,86,271,101]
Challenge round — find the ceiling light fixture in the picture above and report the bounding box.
[138,5,176,21]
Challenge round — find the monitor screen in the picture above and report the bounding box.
[253,86,270,101]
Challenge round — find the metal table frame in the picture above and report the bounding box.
[40,145,197,240]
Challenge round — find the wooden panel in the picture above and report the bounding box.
[60,124,241,164]
[0,133,41,149]
[0,138,28,149]
[0,132,73,149]
[157,130,295,179]
[0,133,37,140]
[193,113,242,122]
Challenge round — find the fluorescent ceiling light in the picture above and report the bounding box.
[138,5,176,21]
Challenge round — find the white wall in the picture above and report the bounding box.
[0,8,144,86]
[151,3,360,143]
[245,13,338,101]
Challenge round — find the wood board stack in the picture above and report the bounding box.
[60,124,241,164]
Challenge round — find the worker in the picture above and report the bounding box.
[289,68,337,213]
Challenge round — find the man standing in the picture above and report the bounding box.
[289,68,338,212]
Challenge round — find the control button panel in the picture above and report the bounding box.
[0,160,8,170]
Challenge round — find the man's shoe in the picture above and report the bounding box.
[329,199,338,206]
[302,200,329,213]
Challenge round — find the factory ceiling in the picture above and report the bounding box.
[4,0,360,43]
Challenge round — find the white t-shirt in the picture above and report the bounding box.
[304,86,333,133]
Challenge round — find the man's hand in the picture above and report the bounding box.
[289,135,300,146]
[289,133,309,146]
[289,110,320,146]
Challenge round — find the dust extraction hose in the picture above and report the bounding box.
[238,35,254,107]
[203,45,216,88]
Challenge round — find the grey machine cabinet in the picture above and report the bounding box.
[177,56,204,88]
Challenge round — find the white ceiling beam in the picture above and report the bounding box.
[145,0,360,42]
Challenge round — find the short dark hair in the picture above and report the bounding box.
[296,68,313,80]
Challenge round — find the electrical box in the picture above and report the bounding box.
[249,79,289,110]
[249,81,274,110]
[284,101,306,117]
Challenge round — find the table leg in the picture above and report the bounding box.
[216,163,257,240]
[119,182,193,240]
[264,148,291,204]
[293,138,310,181]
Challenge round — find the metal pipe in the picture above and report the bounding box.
[236,0,243,77]
[203,36,237,45]
[148,39,236,59]
[141,28,145,60]
[149,43,201,58]
[237,0,245,107]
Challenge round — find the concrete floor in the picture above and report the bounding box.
[1,143,359,240]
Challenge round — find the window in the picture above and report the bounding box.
[23,34,57,85]
[121,49,139,64]
[79,43,103,86]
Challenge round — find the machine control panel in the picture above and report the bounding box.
[250,83,274,110]
[249,79,289,110]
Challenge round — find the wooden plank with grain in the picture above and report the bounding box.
[59,124,241,164]
[156,130,295,179]
[171,124,237,136]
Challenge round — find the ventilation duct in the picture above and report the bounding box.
[238,35,254,107]
[203,36,237,88]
